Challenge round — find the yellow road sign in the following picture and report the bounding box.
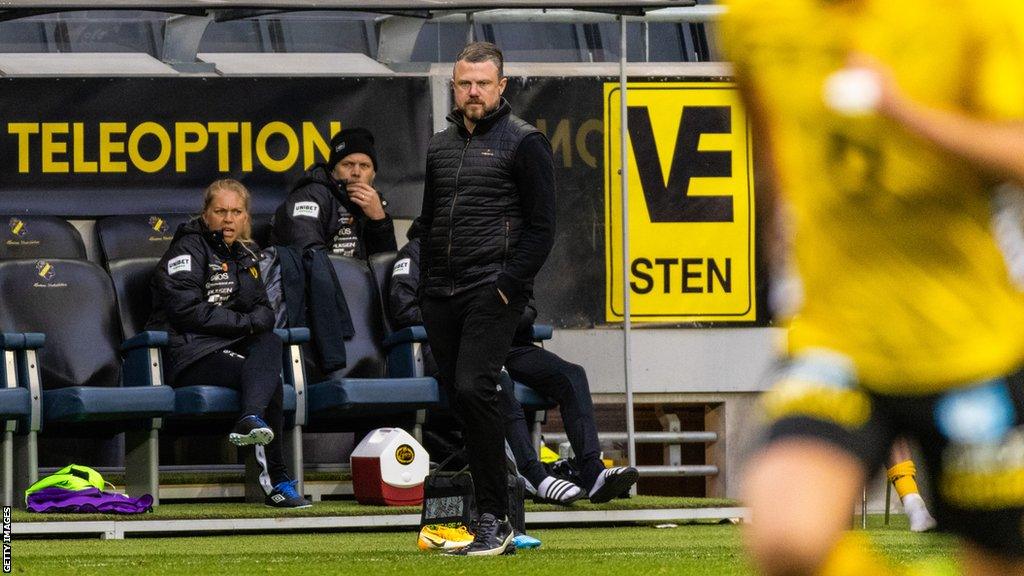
[605,82,756,322]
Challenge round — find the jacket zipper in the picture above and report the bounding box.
[447,134,472,295]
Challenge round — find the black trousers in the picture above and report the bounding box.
[174,331,288,492]
[422,284,524,518]
[501,344,605,490]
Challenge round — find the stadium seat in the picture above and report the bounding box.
[94,214,192,268]
[0,215,90,504]
[0,258,176,507]
[0,215,86,260]
[304,255,439,440]
[105,256,309,501]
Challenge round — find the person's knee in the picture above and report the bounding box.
[743,487,838,576]
[253,330,283,353]
[744,524,829,576]
[551,362,591,406]
[454,379,488,403]
[453,376,499,417]
[741,439,865,576]
[565,363,590,392]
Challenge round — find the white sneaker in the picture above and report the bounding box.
[902,493,937,532]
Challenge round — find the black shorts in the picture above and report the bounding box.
[763,354,1024,558]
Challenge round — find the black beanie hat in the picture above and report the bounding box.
[328,127,377,172]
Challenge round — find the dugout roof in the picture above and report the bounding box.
[0,0,695,16]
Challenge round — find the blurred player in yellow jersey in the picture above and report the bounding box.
[719,1,1024,574]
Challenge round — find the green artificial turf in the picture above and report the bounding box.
[8,516,956,576]
[12,495,738,523]
[100,470,348,486]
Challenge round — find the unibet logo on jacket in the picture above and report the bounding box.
[167,255,191,275]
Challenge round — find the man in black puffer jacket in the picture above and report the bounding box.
[270,127,396,258]
[149,179,310,509]
[412,42,555,556]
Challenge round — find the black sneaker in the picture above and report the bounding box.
[265,480,312,509]
[588,466,640,504]
[445,513,515,556]
[229,414,274,446]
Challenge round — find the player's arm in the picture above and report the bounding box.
[877,90,1024,187]
[867,12,1024,188]
[500,133,556,303]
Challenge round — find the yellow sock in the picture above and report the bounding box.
[887,460,919,498]
[818,532,896,576]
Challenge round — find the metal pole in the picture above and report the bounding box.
[643,21,650,62]
[619,14,638,490]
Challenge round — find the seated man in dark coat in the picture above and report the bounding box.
[271,127,396,258]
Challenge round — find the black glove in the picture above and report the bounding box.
[248,307,275,334]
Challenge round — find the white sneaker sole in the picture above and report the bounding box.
[264,502,312,509]
[229,427,274,446]
[463,533,516,556]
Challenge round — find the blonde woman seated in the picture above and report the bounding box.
[148,179,310,509]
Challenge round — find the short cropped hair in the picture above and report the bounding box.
[455,41,504,78]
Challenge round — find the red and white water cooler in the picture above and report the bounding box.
[350,428,429,506]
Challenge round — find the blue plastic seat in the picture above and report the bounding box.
[43,386,175,423]
[173,384,298,416]
[308,378,438,419]
[0,388,29,419]
[0,219,90,506]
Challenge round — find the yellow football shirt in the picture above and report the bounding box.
[720,0,1024,393]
